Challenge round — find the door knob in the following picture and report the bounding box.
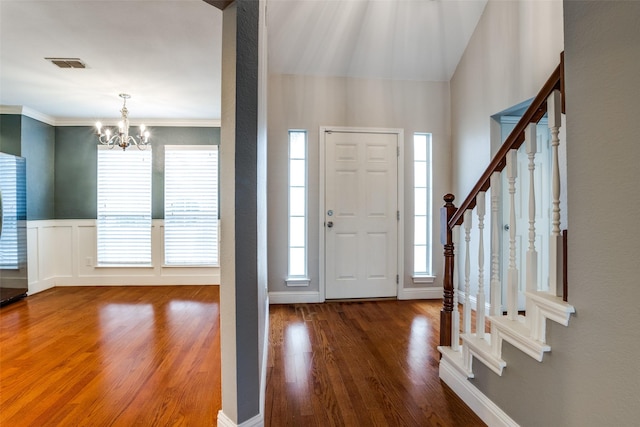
[327,221,333,228]
[504,224,510,231]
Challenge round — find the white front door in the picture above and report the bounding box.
[324,130,399,299]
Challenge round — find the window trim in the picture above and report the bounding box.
[163,144,219,267]
[286,130,309,284]
[96,145,153,267]
[413,132,433,277]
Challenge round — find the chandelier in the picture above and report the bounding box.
[95,93,150,150]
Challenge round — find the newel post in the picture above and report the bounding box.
[440,194,457,348]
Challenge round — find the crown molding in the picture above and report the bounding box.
[0,106,57,126]
[54,118,221,128]
[0,106,220,128]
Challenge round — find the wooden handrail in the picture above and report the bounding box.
[448,59,563,229]
[439,54,565,350]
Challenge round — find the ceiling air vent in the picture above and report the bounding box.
[45,58,86,69]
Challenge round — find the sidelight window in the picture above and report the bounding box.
[413,133,432,277]
[287,130,309,284]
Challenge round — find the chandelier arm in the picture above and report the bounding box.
[95,94,150,151]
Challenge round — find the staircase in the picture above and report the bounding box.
[437,54,574,425]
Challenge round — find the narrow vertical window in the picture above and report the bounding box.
[287,130,308,283]
[164,145,218,266]
[413,133,432,276]
[97,146,152,266]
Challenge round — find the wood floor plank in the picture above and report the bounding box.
[0,286,221,427]
[266,299,486,427]
[3,287,486,426]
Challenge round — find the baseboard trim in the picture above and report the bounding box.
[439,357,519,427]
[217,412,263,427]
[28,278,56,295]
[397,286,443,300]
[260,295,269,417]
[269,290,322,304]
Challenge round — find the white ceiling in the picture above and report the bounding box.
[0,0,486,125]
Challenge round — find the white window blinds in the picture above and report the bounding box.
[164,146,218,266]
[97,146,152,266]
[0,155,20,269]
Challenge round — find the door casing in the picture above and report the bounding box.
[319,126,404,301]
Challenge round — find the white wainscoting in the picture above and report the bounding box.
[27,219,220,294]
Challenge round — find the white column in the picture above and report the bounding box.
[490,172,502,317]
[452,225,461,351]
[548,90,563,297]
[463,210,472,334]
[476,191,486,338]
[507,149,519,321]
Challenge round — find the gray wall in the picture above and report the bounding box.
[450,1,564,200]
[0,114,56,220]
[53,127,97,219]
[458,2,640,426]
[22,116,55,220]
[54,126,220,219]
[219,0,268,424]
[0,114,22,156]
[267,75,451,294]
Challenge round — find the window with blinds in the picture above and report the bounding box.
[0,154,20,269]
[97,146,152,266]
[164,145,218,266]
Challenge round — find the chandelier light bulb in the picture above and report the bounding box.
[95,94,151,150]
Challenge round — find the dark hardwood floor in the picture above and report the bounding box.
[266,299,486,427]
[0,286,221,426]
[1,287,484,426]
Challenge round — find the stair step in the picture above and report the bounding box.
[526,290,575,326]
[491,315,550,362]
[462,332,506,376]
[437,345,474,379]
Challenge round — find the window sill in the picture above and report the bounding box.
[286,277,311,287]
[95,264,154,269]
[412,275,436,284]
[162,264,218,268]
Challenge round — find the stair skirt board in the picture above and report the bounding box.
[439,357,519,427]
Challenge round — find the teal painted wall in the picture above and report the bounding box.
[2,115,219,219]
[0,114,22,156]
[21,116,55,220]
[149,127,220,219]
[54,126,220,219]
[54,126,99,219]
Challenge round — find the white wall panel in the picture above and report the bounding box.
[27,220,219,294]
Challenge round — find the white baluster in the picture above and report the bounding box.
[525,124,538,294]
[490,172,501,317]
[452,225,461,351]
[463,210,472,334]
[548,90,563,297]
[507,149,519,321]
[476,192,486,339]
